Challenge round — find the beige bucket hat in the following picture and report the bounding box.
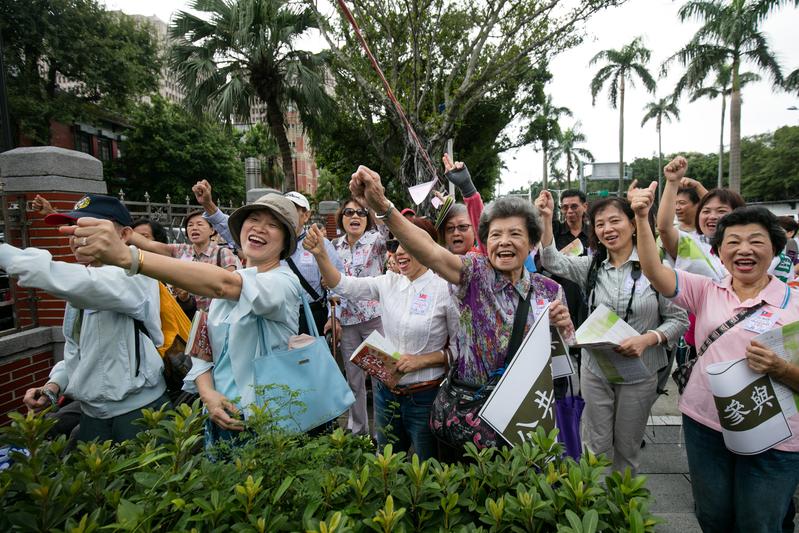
[228,193,299,259]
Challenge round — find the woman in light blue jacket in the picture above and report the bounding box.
[68,194,303,439]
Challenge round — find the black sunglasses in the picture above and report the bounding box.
[342,208,369,218]
[386,239,400,253]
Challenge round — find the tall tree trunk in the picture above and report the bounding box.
[657,117,662,204]
[718,94,726,189]
[566,154,572,189]
[618,76,626,195]
[542,146,549,190]
[728,59,742,193]
[264,97,296,192]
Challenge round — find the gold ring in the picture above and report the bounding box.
[81,237,87,246]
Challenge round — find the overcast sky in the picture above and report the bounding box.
[101,0,799,194]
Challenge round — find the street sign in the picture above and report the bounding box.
[587,162,632,181]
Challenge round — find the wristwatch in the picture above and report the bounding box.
[375,200,395,220]
[41,386,59,408]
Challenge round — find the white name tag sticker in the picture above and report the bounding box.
[410,293,431,315]
[534,298,550,318]
[300,251,314,265]
[743,309,780,334]
[352,248,368,266]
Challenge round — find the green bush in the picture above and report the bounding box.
[0,403,660,532]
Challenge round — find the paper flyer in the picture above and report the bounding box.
[573,304,651,383]
[706,358,796,455]
[559,238,584,257]
[479,305,557,447]
[407,179,437,206]
[753,320,799,410]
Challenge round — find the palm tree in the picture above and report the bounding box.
[641,97,680,200]
[667,0,784,193]
[786,68,799,93]
[523,95,572,189]
[170,0,331,192]
[549,124,595,189]
[590,37,657,194]
[687,65,760,188]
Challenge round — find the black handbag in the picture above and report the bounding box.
[429,286,533,450]
[671,301,766,394]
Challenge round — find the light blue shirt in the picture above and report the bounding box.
[204,209,344,316]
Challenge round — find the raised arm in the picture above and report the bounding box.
[350,166,463,284]
[630,182,677,297]
[657,156,688,260]
[443,155,485,252]
[194,179,236,247]
[126,229,175,256]
[65,218,244,300]
[534,190,556,248]
[303,224,343,289]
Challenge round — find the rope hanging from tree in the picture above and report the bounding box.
[335,0,441,185]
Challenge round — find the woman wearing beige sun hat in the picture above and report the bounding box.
[67,193,310,443]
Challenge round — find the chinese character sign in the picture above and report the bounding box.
[707,358,797,455]
[478,304,557,447]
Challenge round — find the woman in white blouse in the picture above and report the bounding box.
[304,217,456,460]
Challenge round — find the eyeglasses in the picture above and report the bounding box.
[560,203,583,212]
[444,224,472,235]
[342,208,369,218]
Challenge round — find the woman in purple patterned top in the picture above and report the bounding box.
[347,167,576,387]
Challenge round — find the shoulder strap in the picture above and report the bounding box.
[216,246,223,268]
[505,285,534,365]
[697,301,767,357]
[286,256,322,302]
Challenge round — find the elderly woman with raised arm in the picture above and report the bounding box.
[63,194,304,442]
[630,182,799,533]
[535,188,689,475]
[348,166,575,456]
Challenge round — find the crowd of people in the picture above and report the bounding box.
[9,154,799,532]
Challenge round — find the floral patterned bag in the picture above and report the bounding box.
[429,287,533,450]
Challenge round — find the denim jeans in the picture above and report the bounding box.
[374,381,437,461]
[683,414,799,533]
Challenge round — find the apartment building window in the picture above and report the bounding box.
[76,132,93,156]
[98,138,113,161]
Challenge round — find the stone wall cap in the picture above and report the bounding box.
[0,146,103,180]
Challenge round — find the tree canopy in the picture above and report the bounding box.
[110,97,244,203]
[311,0,623,199]
[170,0,331,192]
[0,0,160,145]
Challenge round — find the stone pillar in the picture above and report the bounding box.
[0,146,105,327]
[0,147,105,423]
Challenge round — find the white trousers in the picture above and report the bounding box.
[580,367,659,475]
[339,316,383,436]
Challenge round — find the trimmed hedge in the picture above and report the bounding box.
[0,403,659,532]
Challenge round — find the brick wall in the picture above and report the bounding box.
[0,326,63,425]
[8,193,83,327]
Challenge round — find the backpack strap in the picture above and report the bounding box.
[286,256,323,302]
[505,285,534,366]
[133,319,149,377]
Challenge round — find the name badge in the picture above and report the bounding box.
[300,251,314,265]
[534,298,550,318]
[410,293,431,315]
[743,309,780,334]
[352,248,368,266]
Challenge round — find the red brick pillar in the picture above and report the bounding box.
[0,148,106,424]
[0,147,107,328]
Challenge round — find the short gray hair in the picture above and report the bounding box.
[441,203,468,228]
[478,196,542,247]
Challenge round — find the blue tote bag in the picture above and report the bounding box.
[253,296,354,433]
